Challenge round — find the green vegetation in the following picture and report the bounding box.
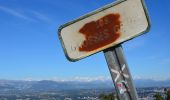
[154,89,170,100]
[154,93,164,100]
[99,93,115,100]
[166,90,170,100]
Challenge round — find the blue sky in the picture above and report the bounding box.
[0,0,170,81]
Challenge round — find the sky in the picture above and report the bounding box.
[0,0,170,81]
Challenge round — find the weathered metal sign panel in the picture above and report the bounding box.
[58,0,150,61]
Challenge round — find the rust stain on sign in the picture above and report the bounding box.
[79,13,122,52]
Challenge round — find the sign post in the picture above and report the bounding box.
[58,0,150,100]
[104,45,138,100]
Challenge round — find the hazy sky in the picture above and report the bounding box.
[0,0,170,80]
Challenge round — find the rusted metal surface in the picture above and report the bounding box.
[79,13,121,52]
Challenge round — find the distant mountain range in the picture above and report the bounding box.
[134,79,170,87]
[0,80,113,92]
[0,79,170,91]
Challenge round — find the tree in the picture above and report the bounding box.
[166,90,170,100]
[154,93,163,100]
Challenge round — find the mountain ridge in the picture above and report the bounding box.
[0,79,170,91]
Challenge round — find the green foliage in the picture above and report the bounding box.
[166,90,170,100]
[154,93,163,100]
[99,93,115,100]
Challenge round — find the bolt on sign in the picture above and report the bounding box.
[58,0,150,61]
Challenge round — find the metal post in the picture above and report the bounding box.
[103,45,138,100]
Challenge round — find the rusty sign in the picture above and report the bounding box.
[58,0,150,61]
